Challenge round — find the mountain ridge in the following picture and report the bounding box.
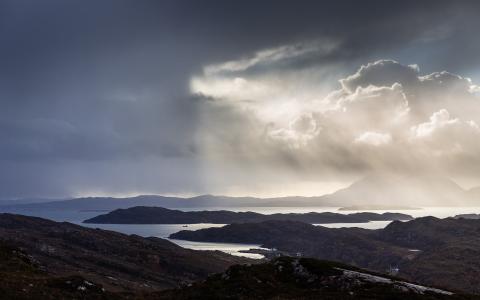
[1,174,477,214]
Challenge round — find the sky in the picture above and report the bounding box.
[1,0,480,199]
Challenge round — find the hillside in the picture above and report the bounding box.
[1,240,475,299]
[0,213,251,293]
[171,220,408,269]
[156,257,475,300]
[170,217,480,294]
[83,206,413,224]
[0,241,122,300]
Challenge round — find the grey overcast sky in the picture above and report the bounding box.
[2,0,480,199]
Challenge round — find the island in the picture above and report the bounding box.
[454,213,480,219]
[338,205,421,211]
[83,206,414,224]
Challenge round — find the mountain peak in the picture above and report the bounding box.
[326,173,467,206]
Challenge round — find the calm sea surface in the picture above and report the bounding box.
[4,206,480,258]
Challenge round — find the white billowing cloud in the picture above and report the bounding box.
[194,55,480,188]
[340,60,420,93]
[355,132,392,146]
[268,114,320,149]
[332,83,410,131]
[411,109,458,138]
[410,109,480,158]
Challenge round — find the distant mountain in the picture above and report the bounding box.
[170,217,480,294]
[323,173,468,206]
[0,195,336,214]
[0,213,251,293]
[0,198,65,206]
[0,174,471,215]
[156,257,468,300]
[83,206,413,224]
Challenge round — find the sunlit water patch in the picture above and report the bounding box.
[317,221,392,229]
[77,222,226,238]
[77,222,266,258]
[168,239,266,259]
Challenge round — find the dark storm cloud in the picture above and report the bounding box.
[1,0,480,198]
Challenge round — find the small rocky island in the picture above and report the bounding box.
[454,214,480,219]
[83,206,414,224]
[338,205,421,211]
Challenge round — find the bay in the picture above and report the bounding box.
[4,206,480,259]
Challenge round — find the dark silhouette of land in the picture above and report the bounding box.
[171,217,480,294]
[83,206,413,224]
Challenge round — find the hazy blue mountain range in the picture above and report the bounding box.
[0,174,477,214]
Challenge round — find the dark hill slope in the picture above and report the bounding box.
[378,217,480,292]
[0,241,120,300]
[0,213,251,293]
[171,220,410,269]
[1,242,475,299]
[170,217,480,294]
[155,257,475,300]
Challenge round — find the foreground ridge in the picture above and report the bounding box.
[156,257,474,300]
[0,213,251,293]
